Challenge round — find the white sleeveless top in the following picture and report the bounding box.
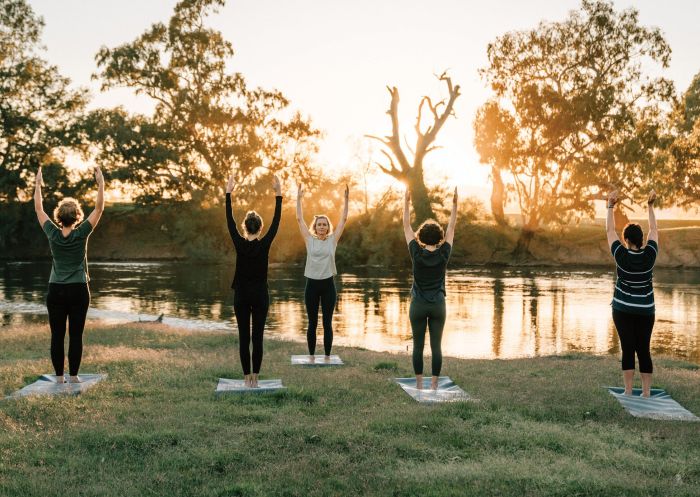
[304,233,337,279]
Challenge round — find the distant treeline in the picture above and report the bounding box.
[3,199,698,268]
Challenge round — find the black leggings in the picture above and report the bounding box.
[304,277,337,356]
[612,309,655,373]
[409,298,446,376]
[233,285,270,375]
[46,283,90,376]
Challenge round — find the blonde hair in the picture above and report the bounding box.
[309,215,333,237]
[53,198,84,227]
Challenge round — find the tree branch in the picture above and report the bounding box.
[414,72,461,161]
[383,86,412,172]
[364,134,391,147]
[375,149,403,178]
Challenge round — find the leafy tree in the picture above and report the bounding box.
[678,73,700,133]
[473,101,516,226]
[474,0,674,256]
[79,108,183,204]
[0,0,87,201]
[92,0,319,203]
[662,73,700,207]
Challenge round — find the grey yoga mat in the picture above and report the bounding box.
[394,376,471,403]
[291,355,344,366]
[606,387,699,421]
[6,374,107,399]
[215,378,286,396]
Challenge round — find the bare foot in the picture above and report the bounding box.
[641,392,651,398]
[251,374,259,388]
[244,375,252,388]
[431,376,439,391]
[68,375,81,384]
[324,355,331,363]
[623,390,633,396]
[55,375,65,384]
[309,355,316,364]
[415,374,423,390]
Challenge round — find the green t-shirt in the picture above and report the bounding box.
[408,239,451,303]
[42,220,93,284]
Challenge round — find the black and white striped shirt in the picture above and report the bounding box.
[610,239,658,316]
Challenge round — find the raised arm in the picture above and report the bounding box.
[403,188,415,244]
[606,190,622,248]
[34,168,50,226]
[444,187,458,246]
[647,190,658,244]
[262,175,283,244]
[225,172,244,245]
[333,185,350,241]
[86,166,105,228]
[296,184,312,240]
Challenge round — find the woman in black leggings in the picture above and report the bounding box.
[403,187,458,390]
[605,189,658,397]
[295,183,349,361]
[34,166,105,384]
[226,173,282,387]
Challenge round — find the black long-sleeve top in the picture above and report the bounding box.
[226,193,282,289]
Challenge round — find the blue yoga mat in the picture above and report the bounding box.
[6,374,107,399]
[215,378,286,396]
[607,387,699,421]
[291,355,344,366]
[394,376,472,403]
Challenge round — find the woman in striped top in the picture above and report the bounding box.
[606,190,658,397]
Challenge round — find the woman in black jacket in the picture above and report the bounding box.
[225,173,282,387]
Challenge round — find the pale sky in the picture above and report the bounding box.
[29,0,700,217]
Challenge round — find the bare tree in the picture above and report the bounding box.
[367,72,460,221]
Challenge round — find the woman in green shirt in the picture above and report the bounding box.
[34,166,105,384]
[402,187,458,390]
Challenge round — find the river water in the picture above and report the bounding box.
[1,261,698,363]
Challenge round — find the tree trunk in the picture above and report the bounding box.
[614,207,630,231]
[408,169,435,222]
[513,225,536,261]
[490,165,507,226]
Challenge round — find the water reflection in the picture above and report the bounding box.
[1,262,698,364]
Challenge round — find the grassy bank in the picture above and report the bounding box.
[2,201,698,267]
[1,322,699,497]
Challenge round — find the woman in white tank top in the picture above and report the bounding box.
[296,184,349,361]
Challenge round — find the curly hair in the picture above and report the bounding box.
[309,215,333,237]
[242,211,263,236]
[53,198,84,228]
[623,223,644,249]
[416,219,444,246]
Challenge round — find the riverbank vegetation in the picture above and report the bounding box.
[2,197,698,267]
[1,322,699,496]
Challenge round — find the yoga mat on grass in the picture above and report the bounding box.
[291,355,343,366]
[216,378,286,396]
[394,376,471,403]
[6,374,107,399]
[606,387,699,421]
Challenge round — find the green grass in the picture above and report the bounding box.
[1,322,699,497]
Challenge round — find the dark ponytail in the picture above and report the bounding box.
[622,223,644,248]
